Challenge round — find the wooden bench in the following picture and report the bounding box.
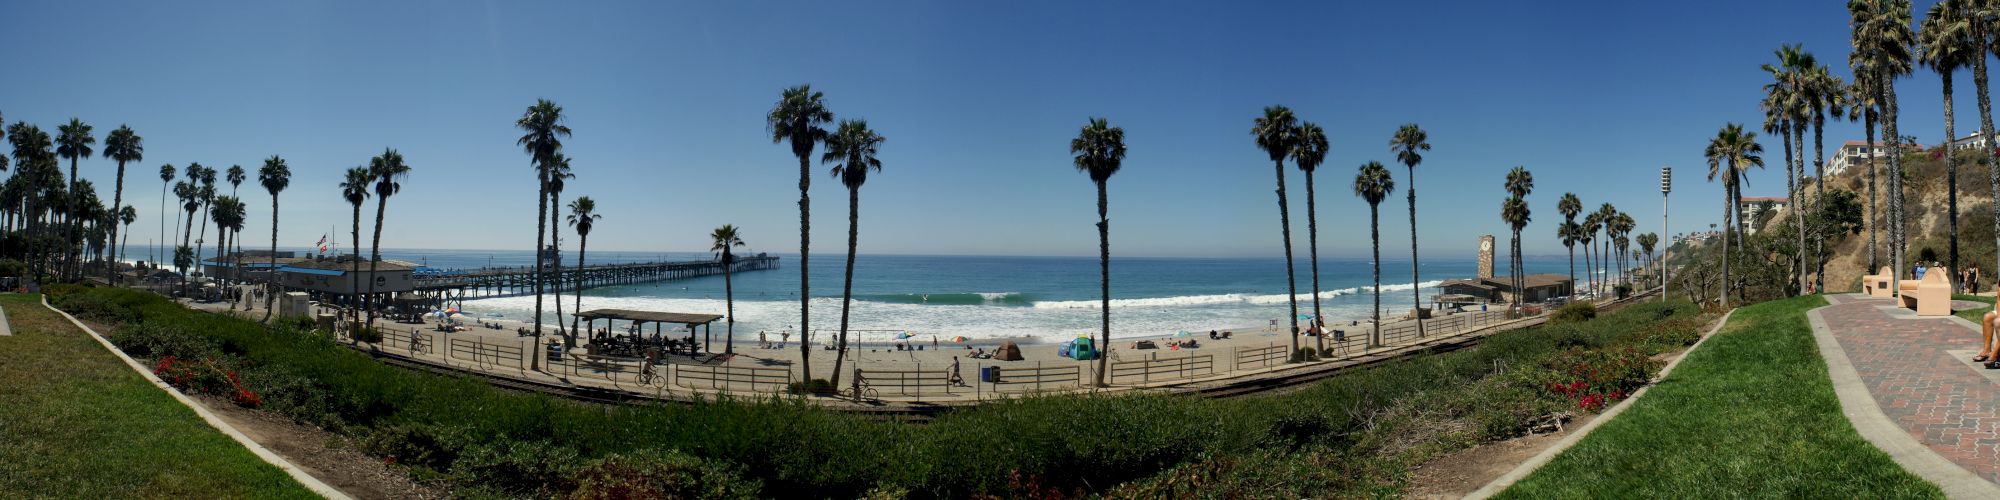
[1862,266,1895,298]
[1900,266,1953,316]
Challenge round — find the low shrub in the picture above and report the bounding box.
[570,449,762,500]
[352,326,384,344]
[1550,302,1598,324]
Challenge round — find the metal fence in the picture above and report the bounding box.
[1110,353,1215,384]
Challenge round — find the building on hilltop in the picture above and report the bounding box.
[1936,131,1993,156]
[1827,140,1924,177]
[1739,196,1788,235]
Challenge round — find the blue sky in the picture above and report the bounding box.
[0,0,1964,259]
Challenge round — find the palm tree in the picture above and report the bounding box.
[158,164,174,265]
[1851,0,1915,286]
[1558,193,1582,291]
[1845,77,1882,271]
[1558,221,1581,296]
[193,165,216,281]
[258,156,290,321]
[1070,117,1126,385]
[118,205,135,269]
[1764,44,1813,295]
[545,154,574,338]
[516,99,570,367]
[1390,124,1430,336]
[1921,1,1971,275]
[1354,161,1395,348]
[1582,212,1601,297]
[1637,232,1659,286]
[710,225,747,355]
[1504,167,1534,304]
[821,119,884,388]
[767,85,833,383]
[1291,122,1329,353]
[55,118,94,281]
[1967,0,2000,283]
[210,196,243,300]
[364,149,410,329]
[1252,106,1303,356]
[1706,123,1765,309]
[101,125,141,282]
[339,167,371,328]
[566,197,601,337]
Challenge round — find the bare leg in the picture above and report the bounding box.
[1985,312,2000,361]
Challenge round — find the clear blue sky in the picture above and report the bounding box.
[0,0,1964,259]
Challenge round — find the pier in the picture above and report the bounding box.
[413,255,779,300]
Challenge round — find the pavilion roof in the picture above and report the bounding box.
[574,308,723,326]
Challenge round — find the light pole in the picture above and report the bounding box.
[1661,166,1671,302]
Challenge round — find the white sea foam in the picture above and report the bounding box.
[1030,280,1445,309]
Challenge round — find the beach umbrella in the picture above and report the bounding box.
[950,336,968,343]
[895,331,916,340]
[1174,330,1192,337]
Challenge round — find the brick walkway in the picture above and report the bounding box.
[1819,294,2000,483]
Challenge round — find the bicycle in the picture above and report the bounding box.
[840,373,879,400]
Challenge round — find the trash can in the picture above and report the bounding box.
[546,343,564,362]
[980,366,1000,383]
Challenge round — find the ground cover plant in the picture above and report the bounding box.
[0,294,315,498]
[1499,295,1942,498]
[50,285,1710,498]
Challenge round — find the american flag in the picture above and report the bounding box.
[316,234,328,253]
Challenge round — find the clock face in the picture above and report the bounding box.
[1481,240,1492,251]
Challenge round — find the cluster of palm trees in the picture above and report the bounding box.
[1703,0,2000,307]
[0,116,140,286]
[764,86,887,387]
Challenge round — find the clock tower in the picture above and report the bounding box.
[1478,235,1495,280]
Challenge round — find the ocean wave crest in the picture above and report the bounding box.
[1031,280,1445,309]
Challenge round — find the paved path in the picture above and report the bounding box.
[1815,294,2000,495]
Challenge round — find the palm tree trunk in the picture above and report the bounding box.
[349,206,361,335]
[1304,169,1323,353]
[1405,166,1423,336]
[66,156,78,281]
[1813,114,1828,293]
[1369,203,1382,348]
[158,181,167,267]
[366,193,387,328]
[571,234,588,335]
[830,187,860,388]
[1978,27,2000,296]
[1566,243,1575,297]
[1883,73,1906,290]
[1944,73,1960,276]
[1272,159,1301,358]
[532,169,547,367]
[108,160,126,283]
[1792,123,1806,295]
[796,154,813,383]
[1095,180,1112,386]
[119,223,130,274]
[1721,183,1732,309]
[723,252,735,356]
[196,198,211,281]
[551,194,567,345]
[264,194,279,322]
[1865,109,1879,272]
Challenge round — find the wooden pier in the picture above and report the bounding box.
[414,255,779,300]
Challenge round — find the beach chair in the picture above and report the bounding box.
[1899,266,1953,316]
[1862,266,1895,298]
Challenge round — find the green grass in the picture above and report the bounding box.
[1955,294,1993,325]
[1498,295,1942,498]
[0,294,316,499]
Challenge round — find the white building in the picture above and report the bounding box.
[1828,140,1926,177]
[1938,131,1993,156]
[1739,196,1789,234]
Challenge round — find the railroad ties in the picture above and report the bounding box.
[415,255,779,299]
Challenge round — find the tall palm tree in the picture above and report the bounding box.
[1558,193,1582,291]
[1706,123,1765,309]
[101,125,141,281]
[821,119,884,388]
[210,196,243,297]
[258,156,290,321]
[1292,122,1329,353]
[1596,204,1619,291]
[767,85,833,383]
[516,99,570,366]
[1765,44,1815,295]
[1070,117,1126,385]
[1558,221,1580,296]
[118,205,135,269]
[1504,167,1534,303]
[710,225,747,355]
[339,167,371,328]
[193,165,216,281]
[1851,0,1916,286]
[1846,76,1883,271]
[1252,106,1302,356]
[364,149,410,329]
[1637,232,1659,286]
[1390,124,1430,336]
[566,196,600,336]
[1354,161,1395,348]
[55,118,94,281]
[545,154,574,337]
[1806,64,1847,292]
[158,164,174,265]
[1582,212,1601,297]
[1968,0,2000,283]
[1920,0,1971,275]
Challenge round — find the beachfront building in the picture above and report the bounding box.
[274,254,418,297]
[1739,196,1788,235]
[1827,140,1925,177]
[200,250,311,283]
[1437,274,1572,305]
[1936,131,1992,156]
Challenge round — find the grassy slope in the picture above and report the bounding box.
[0,294,315,499]
[1499,295,1942,498]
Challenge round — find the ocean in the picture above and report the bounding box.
[343,248,1594,344]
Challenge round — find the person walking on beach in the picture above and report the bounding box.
[759,330,769,349]
[782,328,792,346]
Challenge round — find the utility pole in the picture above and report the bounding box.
[1661,166,1671,302]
